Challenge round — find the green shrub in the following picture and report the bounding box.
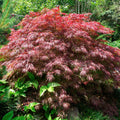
[107,40,120,49]
[0,0,16,45]
[91,1,120,41]
[13,0,75,15]
[100,3,120,41]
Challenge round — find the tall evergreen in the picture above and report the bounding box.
[0,0,14,45]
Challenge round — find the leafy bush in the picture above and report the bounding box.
[12,0,39,15]
[0,67,18,120]
[2,110,34,120]
[13,0,75,16]
[91,1,120,41]
[0,69,39,119]
[0,67,65,119]
[0,7,120,117]
[107,40,120,49]
[40,82,61,97]
[100,2,120,41]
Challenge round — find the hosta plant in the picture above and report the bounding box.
[2,110,33,120]
[0,7,120,117]
[40,82,61,97]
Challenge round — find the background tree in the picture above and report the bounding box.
[0,0,16,45]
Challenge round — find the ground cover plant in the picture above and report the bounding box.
[0,7,120,119]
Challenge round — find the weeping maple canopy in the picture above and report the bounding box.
[0,7,120,86]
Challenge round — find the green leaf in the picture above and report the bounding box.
[2,111,14,120]
[8,89,15,96]
[30,79,39,89]
[43,104,49,112]
[24,114,34,120]
[24,102,39,112]
[30,107,36,112]
[2,87,11,100]
[40,85,47,97]
[2,66,7,75]
[2,65,6,71]
[0,93,4,97]
[24,81,32,88]
[48,87,54,92]
[15,78,25,89]
[96,34,110,40]
[0,85,6,92]
[0,45,3,48]
[12,116,25,120]
[19,93,26,97]
[48,114,52,120]
[24,106,29,112]
[29,102,39,107]
[27,72,35,80]
[47,82,61,88]
[54,117,61,120]
[15,91,26,97]
[51,109,56,115]
[27,72,39,89]
[0,79,8,84]
[0,58,5,62]
[14,91,20,97]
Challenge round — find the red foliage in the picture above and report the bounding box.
[0,7,120,85]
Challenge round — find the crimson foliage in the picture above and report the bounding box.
[0,7,120,86]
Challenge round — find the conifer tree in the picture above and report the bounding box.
[0,0,15,45]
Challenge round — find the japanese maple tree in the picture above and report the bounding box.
[0,7,120,114]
